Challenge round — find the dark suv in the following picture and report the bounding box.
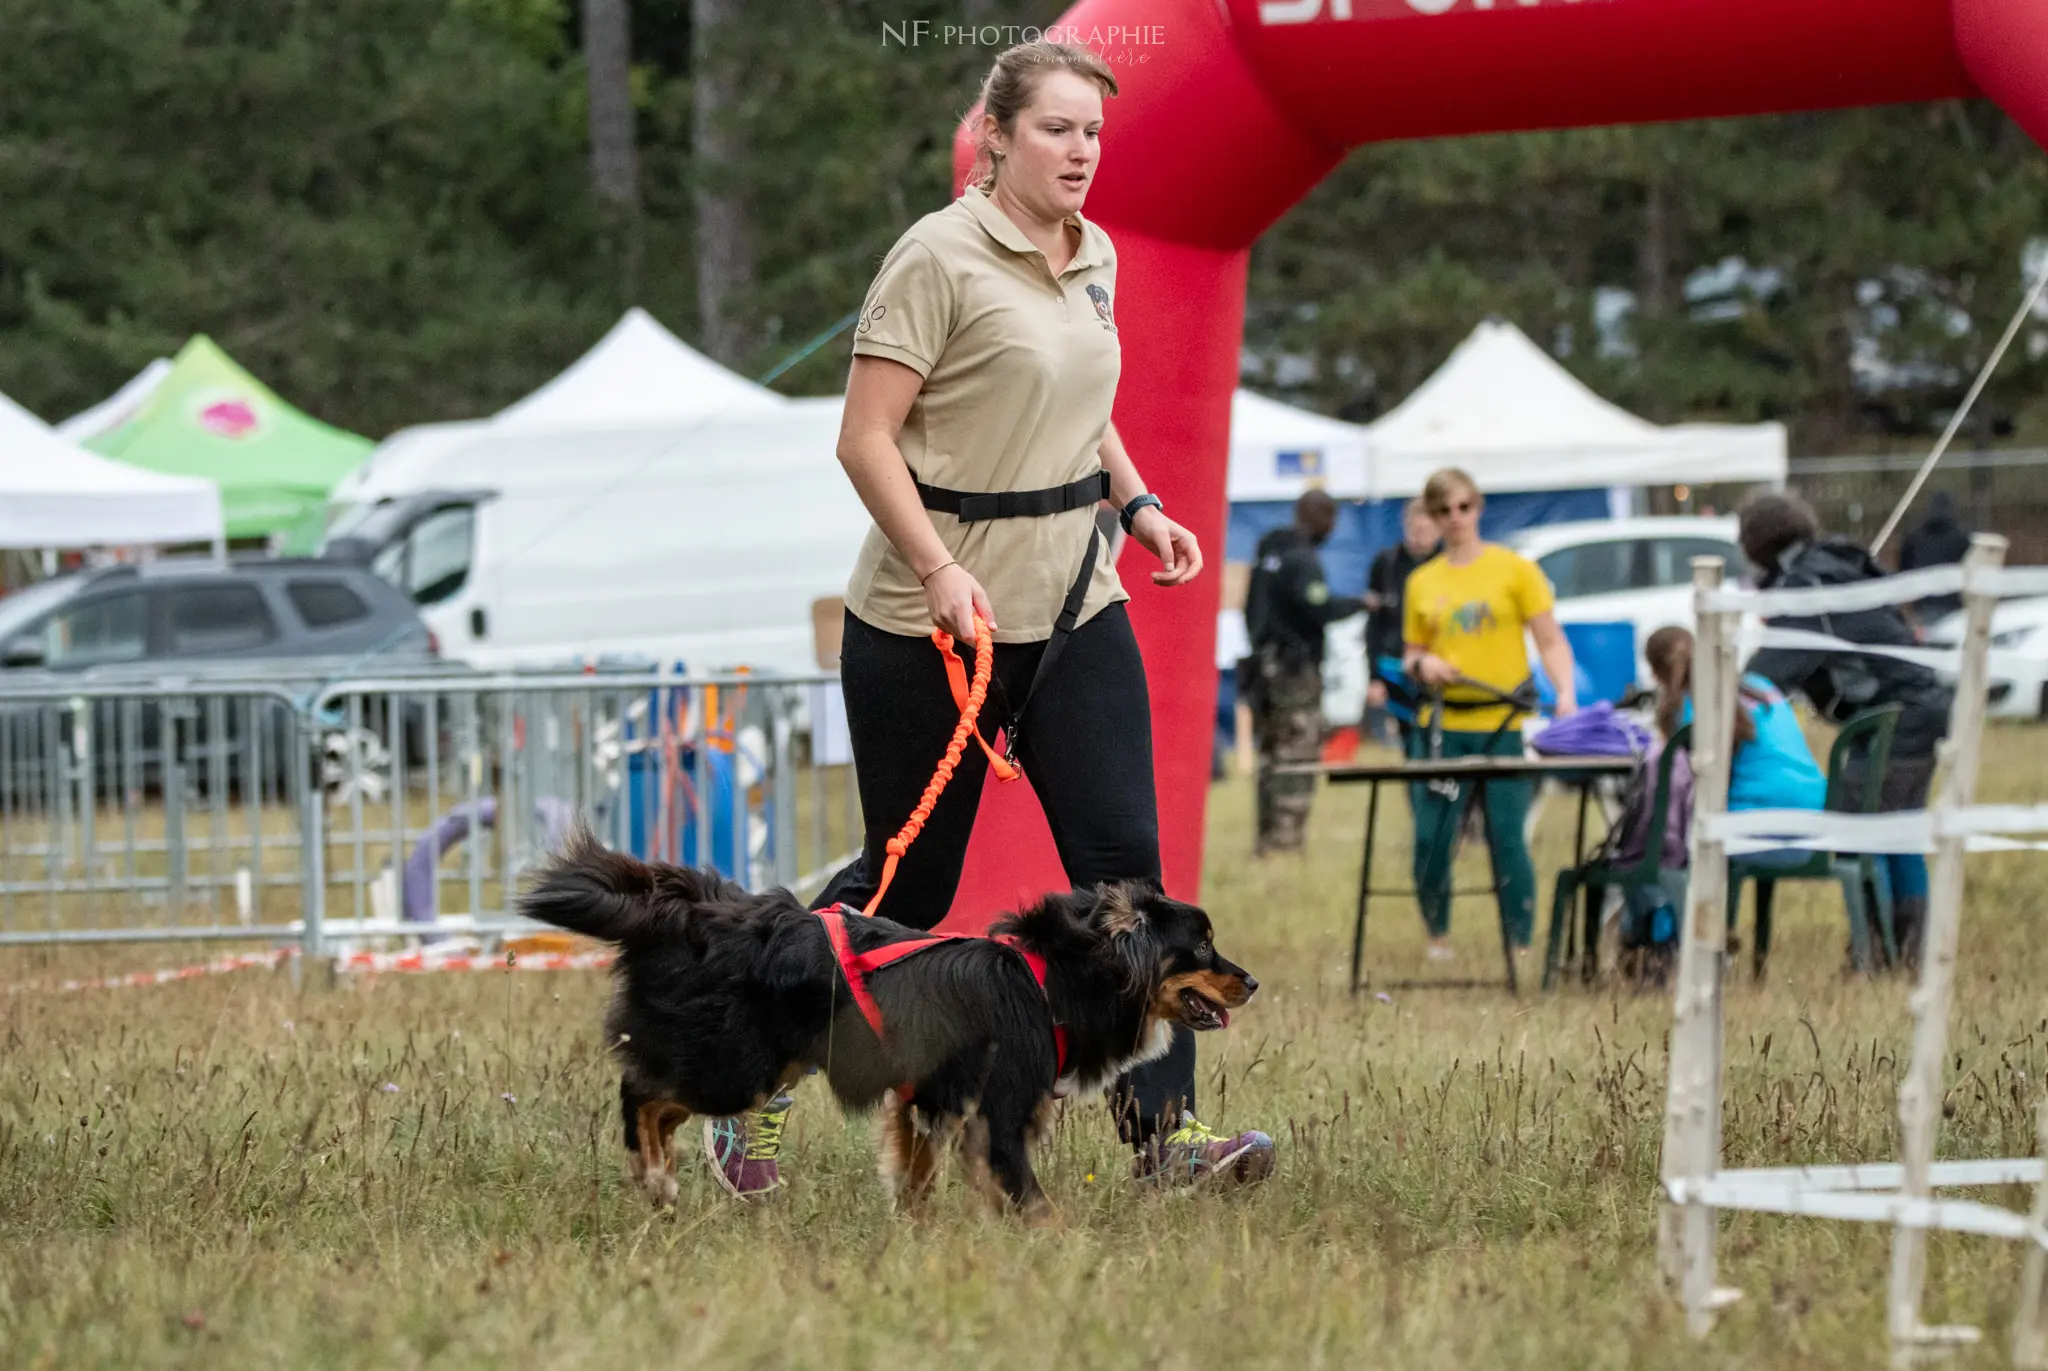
[0,560,435,797]
[0,559,433,671]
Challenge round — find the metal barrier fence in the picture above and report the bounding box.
[0,680,313,945]
[1789,450,2048,569]
[0,666,862,956]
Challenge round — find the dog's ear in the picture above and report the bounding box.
[1098,882,1146,938]
[1095,883,1158,994]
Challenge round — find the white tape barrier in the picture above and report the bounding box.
[1700,564,2048,617]
[1665,1178,2048,1247]
[1707,803,2048,856]
[1713,812,1930,856]
[1749,626,2038,679]
[1711,1159,2045,1192]
[1704,565,1969,617]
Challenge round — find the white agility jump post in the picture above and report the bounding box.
[1890,533,2005,1362]
[1659,534,2048,1364]
[1659,554,1740,1331]
[2017,1106,2048,1369]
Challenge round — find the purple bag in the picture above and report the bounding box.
[1528,701,1652,758]
[1609,740,1693,870]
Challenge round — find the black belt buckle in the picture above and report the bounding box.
[956,492,1001,522]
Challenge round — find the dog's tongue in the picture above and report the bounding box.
[1217,1007,1230,1029]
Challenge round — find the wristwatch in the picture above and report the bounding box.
[1119,493,1164,535]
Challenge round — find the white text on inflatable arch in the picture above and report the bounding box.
[1258,0,1584,23]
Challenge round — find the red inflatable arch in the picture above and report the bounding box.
[940,0,2048,926]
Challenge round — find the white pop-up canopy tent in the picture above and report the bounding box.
[1365,318,1787,497]
[55,357,175,444]
[1226,388,1372,501]
[0,390,224,549]
[63,311,785,463]
[494,307,786,428]
[331,308,791,506]
[324,309,863,674]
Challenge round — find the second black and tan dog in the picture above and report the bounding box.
[517,830,1257,1216]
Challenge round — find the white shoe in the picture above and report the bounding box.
[1425,942,1455,962]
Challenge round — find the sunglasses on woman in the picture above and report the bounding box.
[1431,498,1477,517]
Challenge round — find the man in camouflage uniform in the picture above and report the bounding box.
[1243,490,1366,853]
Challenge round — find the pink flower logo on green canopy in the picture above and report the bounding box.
[196,394,261,439]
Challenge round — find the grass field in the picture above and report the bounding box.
[5,729,2048,1370]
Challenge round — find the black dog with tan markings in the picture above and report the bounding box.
[517,829,1257,1217]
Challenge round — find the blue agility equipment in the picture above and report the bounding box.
[1559,621,1640,705]
[1372,655,1423,726]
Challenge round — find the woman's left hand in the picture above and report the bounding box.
[1130,506,1202,587]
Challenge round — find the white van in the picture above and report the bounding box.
[320,399,867,674]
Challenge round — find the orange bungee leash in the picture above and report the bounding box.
[860,613,1020,916]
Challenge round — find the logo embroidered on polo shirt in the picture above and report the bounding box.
[1085,284,1115,331]
[856,303,887,335]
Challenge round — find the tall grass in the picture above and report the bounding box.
[4,731,2046,1369]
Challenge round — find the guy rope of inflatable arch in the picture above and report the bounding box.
[861,612,1020,916]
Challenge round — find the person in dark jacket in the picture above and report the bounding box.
[1243,489,1366,852]
[1738,491,1954,965]
[1897,490,1973,622]
[1364,498,1440,741]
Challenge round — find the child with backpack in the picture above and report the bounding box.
[1612,626,1828,977]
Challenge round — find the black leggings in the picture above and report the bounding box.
[812,602,1197,1147]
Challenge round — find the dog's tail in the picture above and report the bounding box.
[517,826,737,948]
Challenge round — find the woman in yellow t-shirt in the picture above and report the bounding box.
[1401,468,1578,963]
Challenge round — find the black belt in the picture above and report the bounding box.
[915,471,1109,523]
[914,469,1110,770]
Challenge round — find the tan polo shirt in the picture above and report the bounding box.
[844,185,1127,643]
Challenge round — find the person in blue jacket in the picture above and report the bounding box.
[1648,624,1825,848]
[1613,625,1826,977]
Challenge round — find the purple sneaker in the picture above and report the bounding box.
[1132,1112,1277,1188]
[703,1092,793,1200]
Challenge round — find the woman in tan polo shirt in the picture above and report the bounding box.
[700,40,1275,1200]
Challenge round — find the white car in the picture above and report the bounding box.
[1318,515,1745,725]
[1925,596,2048,720]
[1506,517,1746,691]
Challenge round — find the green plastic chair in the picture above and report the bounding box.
[1542,724,1692,990]
[1729,702,1902,979]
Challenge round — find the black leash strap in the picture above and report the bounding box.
[1004,524,1100,766]
[914,469,1109,771]
[1424,676,1541,760]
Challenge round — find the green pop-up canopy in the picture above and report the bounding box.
[87,336,372,549]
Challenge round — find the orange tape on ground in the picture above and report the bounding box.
[334,948,615,975]
[3,949,294,997]
[3,943,615,995]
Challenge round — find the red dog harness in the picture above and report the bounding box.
[821,613,1069,1097]
[814,905,1069,1080]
